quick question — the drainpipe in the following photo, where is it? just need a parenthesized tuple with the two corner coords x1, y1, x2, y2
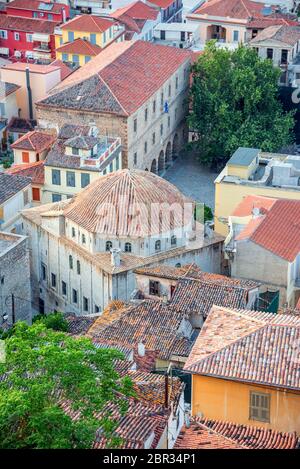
(25, 66, 33, 120)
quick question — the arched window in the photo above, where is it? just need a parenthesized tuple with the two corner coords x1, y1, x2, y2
(175, 263, 181, 268)
(71, 227, 76, 238)
(155, 240, 161, 252)
(69, 255, 73, 269)
(77, 260, 81, 275)
(82, 234, 86, 244)
(106, 241, 112, 252)
(125, 242, 132, 253)
(171, 235, 177, 246)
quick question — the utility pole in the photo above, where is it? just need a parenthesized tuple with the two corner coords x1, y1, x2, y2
(11, 293, 15, 325)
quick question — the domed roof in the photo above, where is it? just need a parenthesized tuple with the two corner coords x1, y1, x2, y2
(64, 169, 193, 237)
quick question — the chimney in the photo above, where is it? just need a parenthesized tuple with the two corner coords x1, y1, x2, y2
(110, 248, 121, 267)
(137, 342, 145, 357)
(25, 67, 33, 120)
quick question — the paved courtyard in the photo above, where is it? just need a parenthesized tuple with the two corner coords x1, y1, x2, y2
(164, 152, 217, 210)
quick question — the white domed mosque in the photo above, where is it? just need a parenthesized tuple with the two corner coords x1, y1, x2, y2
(22, 170, 223, 316)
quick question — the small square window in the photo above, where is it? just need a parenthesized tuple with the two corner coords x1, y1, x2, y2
(149, 280, 160, 296)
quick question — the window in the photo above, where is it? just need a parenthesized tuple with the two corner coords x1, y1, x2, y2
(109, 27, 112, 39)
(168, 116, 170, 128)
(26, 34, 33, 43)
(62, 53, 69, 62)
(48, 13, 53, 20)
(52, 194, 62, 202)
(116, 154, 120, 170)
(22, 151, 29, 163)
(103, 31, 106, 43)
(71, 227, 76, 238)
(23, 190, 29, 206)
(160, 92, 164, 107)
(281, 49, 288, 65)
(72, 147, 79, 155)
(90, 33, 97, 44)
(72, 55, 79, 64)
(233, 30, 239, 42)
(66, 171, 75, 187)
(51, 273, 56, 288)
(249, 392, 270, 423)
(149, 280, 160, 296)
(0, 30, 7, 39)
(109, 162, 113, 173)
(171, 235, 177, 246)
(72, 289, 78, 304)
(133, 118, 137, 133)
(68, 31, 74, 42)
(95, 305, 100, 313)
(160, 123, 163, 136)
(14, 32, 20, 41)
(83, 296, 89, 312)
(33, 12, 38, 18)
(41, 263, 46, 281)
(160, 30, 165, 40)
(32, 187, 40, 201)
(153, 100, 156, 114)
(82, 234, 86, 244)
(175, 262, 181, 268)
(106, 241, 112, 251)
(152, 132, 156, 145)
(85, 55, 91, 63)
(125, 242, 132, 253)
(145, 108, 148, 122)
(180, 31, 185, 42)
(175, 76, 178, 89)
(81, 173, 90, 188)
(267, 48, 273, 60)
(52, 169, 61, 185)
(77, 260, 81, 275)
(62, 281, 67, 296)
(168, 84, 171, 97)
(69, 255, 73, 269)
(155, 240, 161, 252)
(133, 152, 137, 165)
(144, 141, 147, 154)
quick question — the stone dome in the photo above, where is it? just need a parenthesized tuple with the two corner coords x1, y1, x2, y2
(64, 169, 193, 237)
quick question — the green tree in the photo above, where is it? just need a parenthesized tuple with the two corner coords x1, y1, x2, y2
(0, 322, 133, 448)
(33, 311, 69, 332)
(189, 42, 295, 168)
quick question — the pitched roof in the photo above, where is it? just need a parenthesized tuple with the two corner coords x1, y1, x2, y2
(10, 130, 55, 152)
(192, 0, 276, 20)
(6, 161, 45, 185)
(227, 147, 260, 166)
(111, 1, 158, 35)
(2, 62, 60, 74)
(0, 15, 59, 33)
(56, 37, 103, 56)
(237, 199, 300, 262)
(147, 0, 175, 8)
(63, 169, 192, 235)
(185, 306, 300, 391)
(0, 81, 20, 97)
(7, 117, 37, 134)
(57, 123, 90, 140)
(7, 0, 67, 14)
(50, 59, 74, 80)
(38, 40, 191, 116)
(60, 14, 114, 33)
(247, 15, 299, 29)
(250, 24, 300, 46)
(0, 173, 31, 205)
(232, 195, 277, 217)
(87, 300, 195, 361)
(175, 418, 300, 449)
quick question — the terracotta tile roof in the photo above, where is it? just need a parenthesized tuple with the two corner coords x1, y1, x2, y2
(193, 0, 276, 20)
(8, 0, 67, 14)
(147, 0, 175, 8)
(2, 63, 60, 74)
(235, 217, 264, 241)
(38, 40, 191, 116)
(247, 15, 299, 29)
(63, 169, 193, 235)
(185, 306, 300, 391)
(56, 37, 103, 56)
(50, 59, 74, 80)
(135, 263, 201, 280)
(10, 130, 55, 152)
(0, 15, 59, 34)
(0, 173, 31, 205)
(0, 81, 20, 97)
(6, 161, 44, 185)
(133, 349, 159, 372)
(175, 418, 300, 449)
(65, 313, 100, 335)
(7, 117, 37, 134)
(232, 195, 277, 217)
(87, 300, 195, 361)
(238, 199, 300, 262)
(111, 1, 158, 35)
(57, 123, 90, 140)
(251, 24, 300, 45)
(60, 14, 114, 33)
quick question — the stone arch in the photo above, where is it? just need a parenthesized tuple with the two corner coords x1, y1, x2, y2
(150, 159, 157, 174)
(172, 133, 179, 160)
(165, 141, 172, 162)
(158, 150, 165, 174)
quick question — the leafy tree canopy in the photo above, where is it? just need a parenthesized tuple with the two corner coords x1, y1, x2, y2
(0, 322, 133, 449)
(189, 42, 295, 167)
(33, 311, 69, 332)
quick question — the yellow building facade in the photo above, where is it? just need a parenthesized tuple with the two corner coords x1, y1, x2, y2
(192, 375, 300, 434)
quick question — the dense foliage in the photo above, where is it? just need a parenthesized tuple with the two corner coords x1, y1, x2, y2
(189, 42, 295, 168)
(0, 322, 133, 448)
(33, 312, 69, 332)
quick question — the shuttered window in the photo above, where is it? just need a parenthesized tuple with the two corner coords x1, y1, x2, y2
(249, 392, 270, 423)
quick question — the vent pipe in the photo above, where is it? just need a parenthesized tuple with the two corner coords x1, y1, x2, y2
(25, 67, 33, 120)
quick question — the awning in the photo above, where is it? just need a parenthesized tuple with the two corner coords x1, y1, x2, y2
(32, 33, 50, 43)
(0, 47, 9, 55)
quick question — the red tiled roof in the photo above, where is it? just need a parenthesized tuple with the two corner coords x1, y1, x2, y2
(147, 0, 175, 8)
(248, 15, 299, 29)
(112, 1, 158, 21)
(0, 15, 58, 33)
(56, 37, 102, 56)
(232, 195, 277, 217)
(8, 0, 67, 14)
(239, 199, 300, 262)
(2, 62, 60, 74)
(50, 59, 74, 80)
(193, 0, 278, 20)
(6, 161, 45, 185)
(10, 130, 55, 152)
(185, 306, 300, 391)
(60, 14, 114, 33)
(251, 24, 300, 46)
(175, 418, 300, 449)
